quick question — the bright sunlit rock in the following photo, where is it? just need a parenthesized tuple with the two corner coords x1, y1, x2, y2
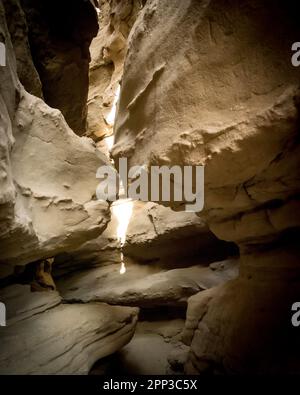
(112, 198, 133, 275)
(120, 259, 126, 275)
(104, 135, 114, 151)
(112, 198, 133, 245)
(106, 84, 121, 126)
(106, 84, 131, 275)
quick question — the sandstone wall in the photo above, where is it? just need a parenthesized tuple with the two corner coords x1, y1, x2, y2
(0, 0, 110, 273)
(112, 0, 300, 373)
(87, 0, 144, 141)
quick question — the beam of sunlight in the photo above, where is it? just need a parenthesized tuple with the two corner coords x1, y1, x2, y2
(111, 197, 133, 274)
(104, 83, 133, 275)
(106, 84, 121, 127)
(104, 135, 114, 152)
(119, 252, 126, 274)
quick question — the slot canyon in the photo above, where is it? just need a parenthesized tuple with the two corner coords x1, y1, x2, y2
(0, 0, 300, 376)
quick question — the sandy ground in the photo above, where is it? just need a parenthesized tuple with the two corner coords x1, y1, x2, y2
(90, 319, 189, 375)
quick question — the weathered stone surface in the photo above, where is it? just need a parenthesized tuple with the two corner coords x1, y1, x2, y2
(53, 199, 235, 277)
(112, 0, 300, 224)
(124, 201, 235, 262)
(0, 2, 111, 269)
(0, 285, 138, 374)
(20, 0, 99, 135)
(90, 319, 186, 375)
(0, 89, 110, 267)
(112, 0, 300, 374)
(2, 0, 300, 376)
(57, 259, 238, 307)
(183, 244, 300, 374)
(1, 284, 61, 324)
(53, 206, 120, 277)
(87, 0, 143, 141)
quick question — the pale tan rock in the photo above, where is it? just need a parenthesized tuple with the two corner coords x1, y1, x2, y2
(53, 204, 120, 276)
(90, 319, 186, 375)
(112, 0, 300, 223)
(124, 201, 235, 262)
(57, 258, 238, 307)
(112, 0, 300, 374)
(53, 198, 234, 275)
(0, 90, 111, 267)
(183, 246, 300, 374)
(1, 284, 61, 324)
(0, 285, 138, 374)
(0, 3, 111, 269)
(87, 0, 143, 141)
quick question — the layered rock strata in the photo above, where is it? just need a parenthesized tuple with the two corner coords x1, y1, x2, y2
(112, 0, 300, 374)
(0, 285, 138, 374)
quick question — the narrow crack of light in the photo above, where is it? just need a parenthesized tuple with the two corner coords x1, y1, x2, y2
(105, 84, 132, 274)
(106, 84, 121, 126)
(104, 135, 114, 151)
(111, 196, 133, 275)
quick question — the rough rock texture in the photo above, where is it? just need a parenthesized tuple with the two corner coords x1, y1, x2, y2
(0, 2, 111, 270)
(87, 0, 143, 141)
(112, 0, 300, 374)
(0, 0, 140, 376)
(20, 0, 99, 135)
(53, 199, 235, 277)
(90, 319, 187, 375)
(124, 201, 235, 262)
(2, 284, 61, 324)
(0, 285, 138, 374)
(57, 259, 238, 307)
(53, 204, 121, 276)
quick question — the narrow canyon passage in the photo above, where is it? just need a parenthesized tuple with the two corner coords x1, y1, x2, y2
(85, 81, 238, 374)
(0, 0, 300, 377)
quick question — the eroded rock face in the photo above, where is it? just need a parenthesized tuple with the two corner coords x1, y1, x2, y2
(19, 0, 98, 135)
(53, 200, 235, 276)
(0, 1, 110, 269)
(87, 0, 143, 141)
(52, 197, 237, 309)
(91, 319, 187, 375)
(53, 204, 121, 276)
(124, 201, 234, 262)
(0, 1, 140, 376)
(112, 0, 300, 373)
(182, 244, 300, 374)
(0, 285, 138, 374)
(56, 258, 238, 308)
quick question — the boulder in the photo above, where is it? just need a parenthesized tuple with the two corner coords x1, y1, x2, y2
(53, 200, 236, 276)
(57, 259, 238, 307)
(0, 1, 111, 270)
(124, 201, 236, 262)
(0, 285, 138, 374)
